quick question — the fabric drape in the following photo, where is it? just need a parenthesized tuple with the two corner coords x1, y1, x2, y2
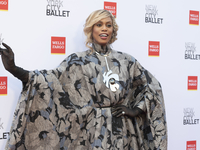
(6, 45, 167, 150)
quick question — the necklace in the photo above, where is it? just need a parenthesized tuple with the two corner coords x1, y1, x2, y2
(93, 43, 120, 92)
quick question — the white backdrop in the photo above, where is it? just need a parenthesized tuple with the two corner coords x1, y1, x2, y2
(0, 0, 200, 149)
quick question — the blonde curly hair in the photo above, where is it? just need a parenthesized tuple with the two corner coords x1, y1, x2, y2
(83, 9, 118, 51)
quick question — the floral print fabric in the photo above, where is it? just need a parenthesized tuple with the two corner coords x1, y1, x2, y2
(6, 45, 167, 150)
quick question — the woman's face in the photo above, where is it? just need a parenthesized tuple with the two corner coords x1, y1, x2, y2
(92, 17, 113, 46)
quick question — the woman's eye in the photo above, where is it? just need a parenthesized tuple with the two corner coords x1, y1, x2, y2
(107, 24, 112, 27)
(96, 24, 102, 27)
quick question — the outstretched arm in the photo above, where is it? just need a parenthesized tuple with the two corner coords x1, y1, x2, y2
(0, 43, 29, 83)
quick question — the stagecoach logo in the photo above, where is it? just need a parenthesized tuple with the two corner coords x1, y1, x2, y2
(0, 77, 7, 95)
(185, 42, 200, 60)
(145, 5, 163, 24)
(46, 0, 70, 17)
(183, 108, 199, 125)
(0, 0, 8, 11)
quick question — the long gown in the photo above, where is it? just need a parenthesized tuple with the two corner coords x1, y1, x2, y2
(5, 43, 167, 150)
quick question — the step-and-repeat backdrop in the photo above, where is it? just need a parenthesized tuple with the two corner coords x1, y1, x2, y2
(0, 0, 199, 149)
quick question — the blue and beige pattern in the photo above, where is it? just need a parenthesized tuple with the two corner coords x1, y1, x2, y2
(6, 43, 167, 150)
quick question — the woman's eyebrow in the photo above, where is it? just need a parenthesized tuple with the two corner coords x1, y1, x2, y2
(96, 21, 112, 24)
(96, 21, 102, 23)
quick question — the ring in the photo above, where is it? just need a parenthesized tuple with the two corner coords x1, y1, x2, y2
(122, 111, 125, 115)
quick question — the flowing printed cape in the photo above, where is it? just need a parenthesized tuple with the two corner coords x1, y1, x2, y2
(6, 49, 167, 150)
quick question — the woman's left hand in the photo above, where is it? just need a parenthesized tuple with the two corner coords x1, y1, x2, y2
(111, 105, 143, 118)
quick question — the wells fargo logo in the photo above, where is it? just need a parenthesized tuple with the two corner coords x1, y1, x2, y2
(189, 10, 199, 25)
(186, 141, 196, 150)
(104, 1, 117, 18)
(0, 77, 7, 95)
(148, 41, 160, 57)
(51, 37, 66, 54)
(188, 76, 198, 91)
(0, 0, 8, 11)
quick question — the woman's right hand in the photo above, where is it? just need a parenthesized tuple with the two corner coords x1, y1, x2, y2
(0, 43, 16, 74)
(0, 43, 29, 83)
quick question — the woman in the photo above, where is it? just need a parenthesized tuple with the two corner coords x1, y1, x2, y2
(0, 9, 167, 150)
